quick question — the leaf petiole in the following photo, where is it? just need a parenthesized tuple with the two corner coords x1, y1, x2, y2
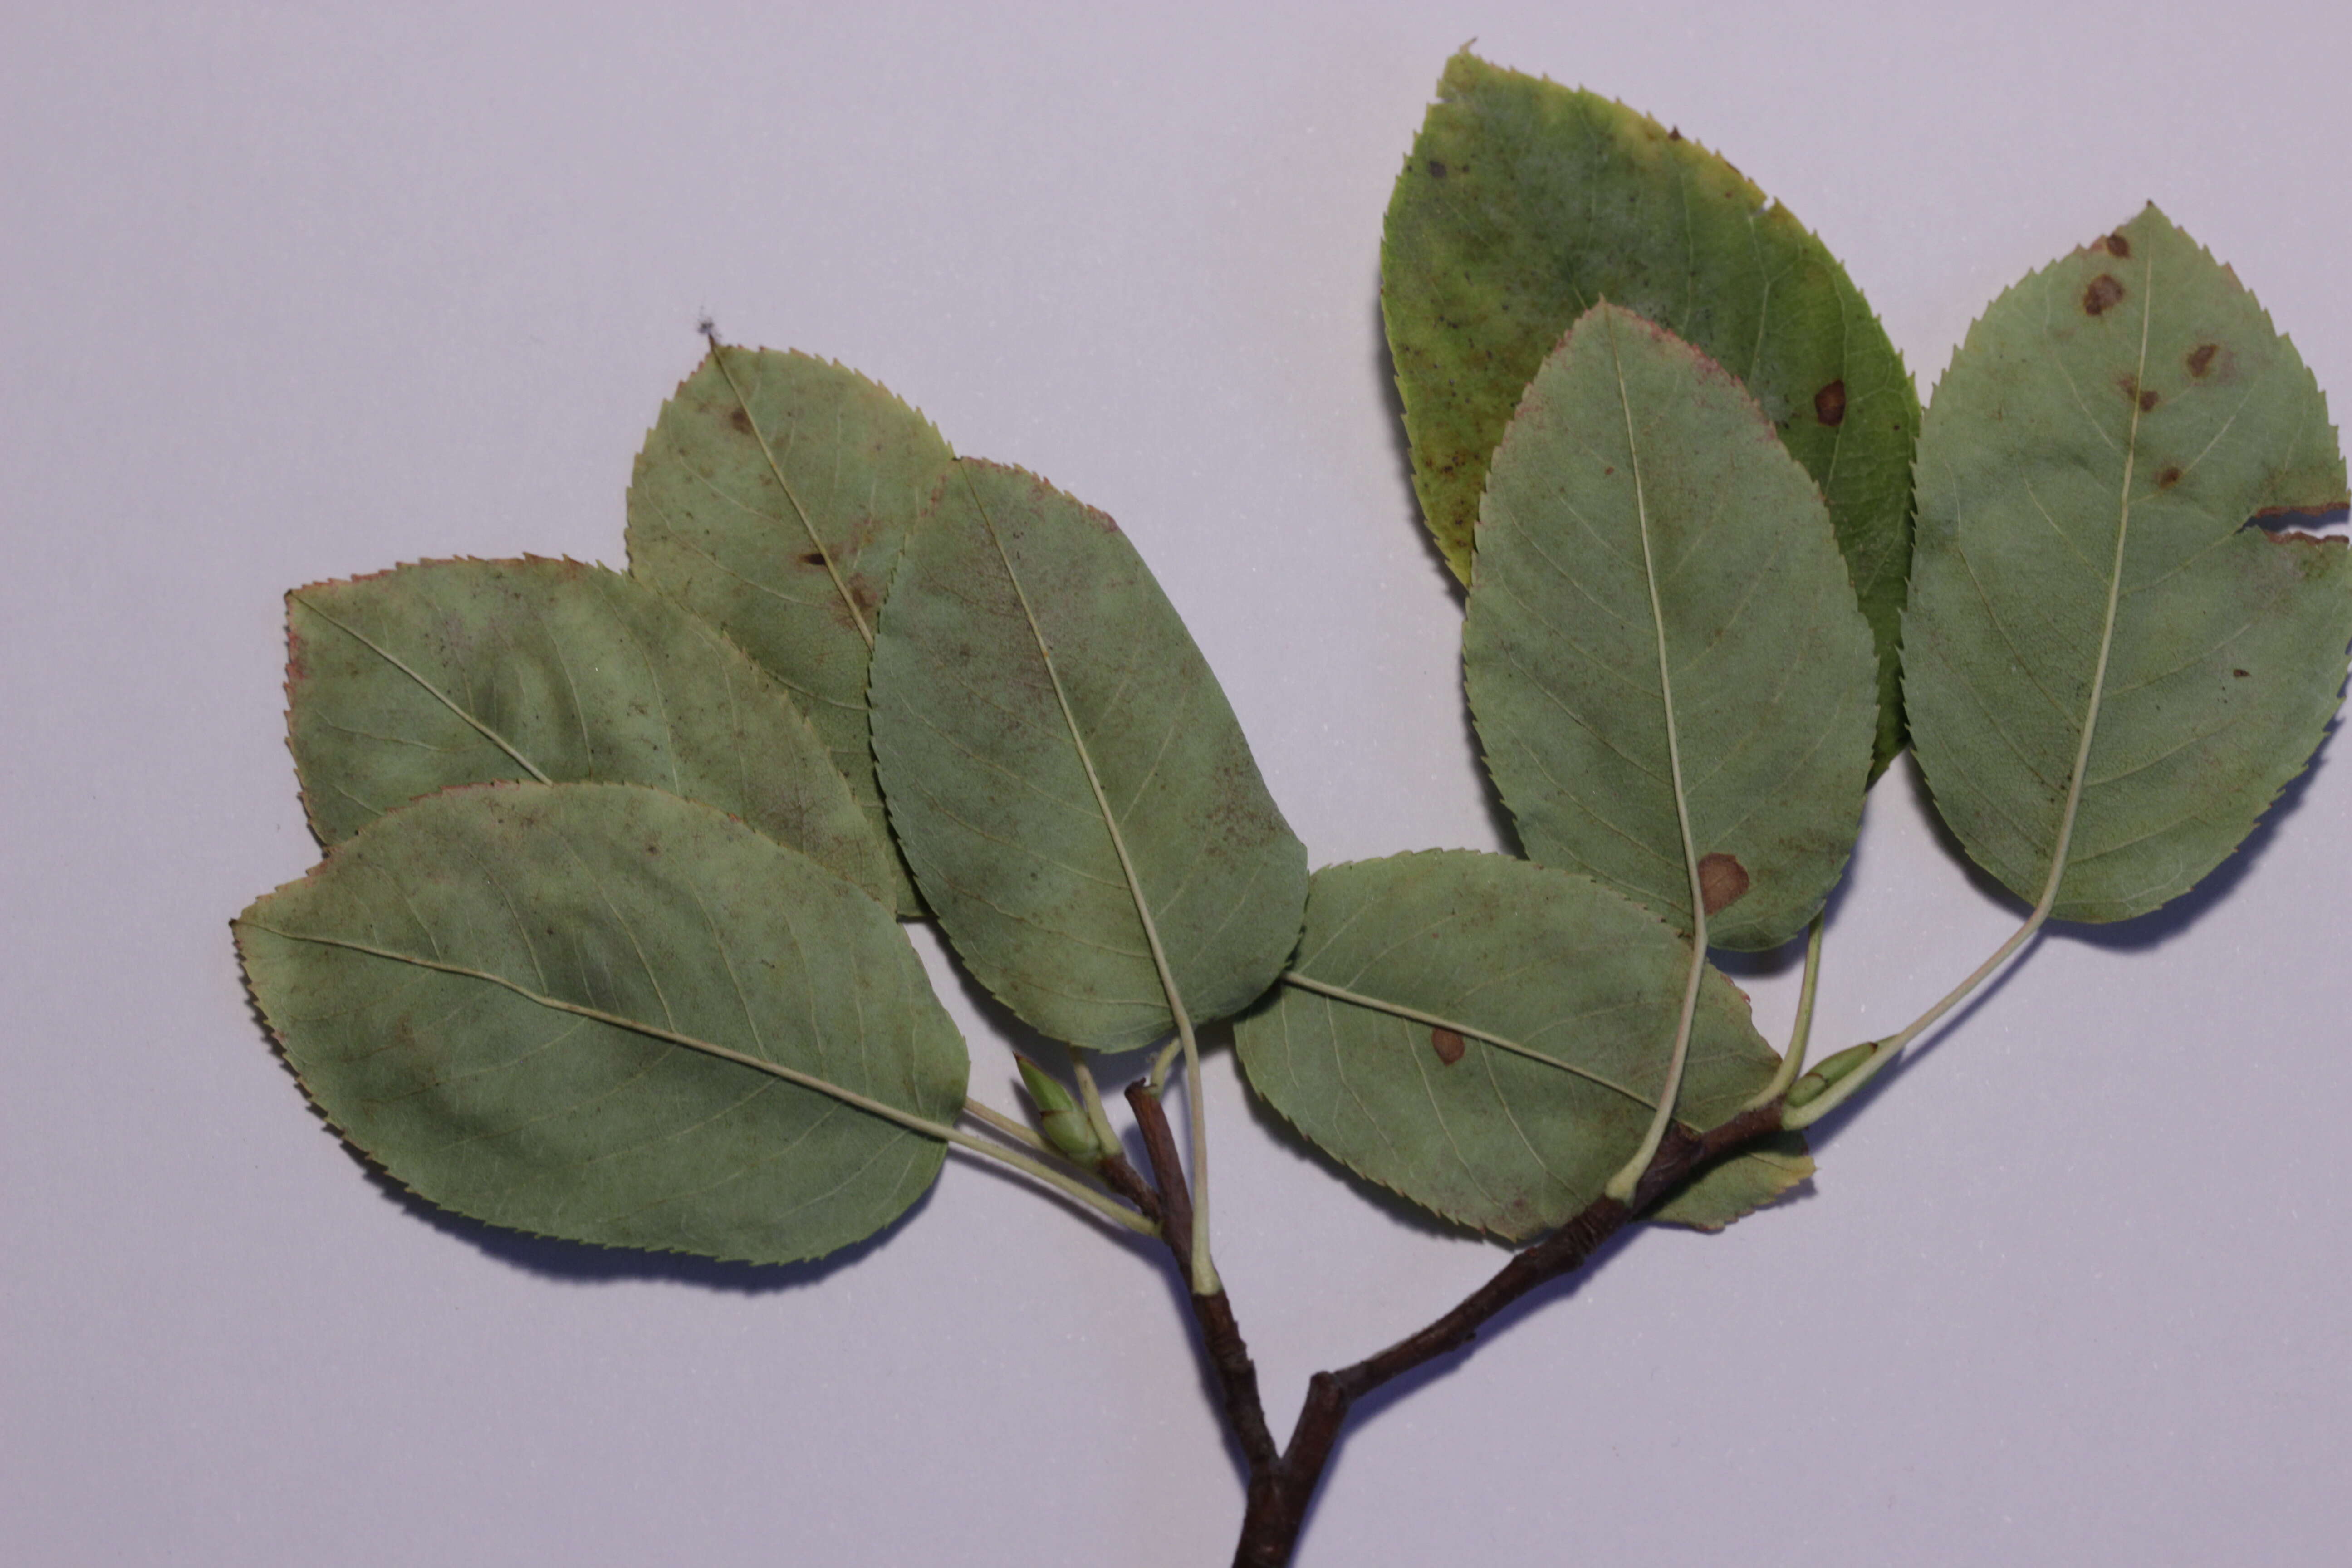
(1744, 914, 1824, 1110)
(1068, 1054, 1124, 1166)
(1788, 250, 2157, 1134)
(961, 1095, 1054, 1156)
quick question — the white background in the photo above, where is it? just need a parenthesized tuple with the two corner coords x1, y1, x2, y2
(7, 3, 2351, 1564)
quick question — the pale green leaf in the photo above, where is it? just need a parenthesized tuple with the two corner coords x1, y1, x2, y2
(286, 557, 893, 905)
(869, 460, 1308, 1051)
(1906, 206, 2352, 921)
(234, 783, 967, 1264)
(627, 346, 958, 915)
(1650, 1133, 1813, 1232)
(1231, 851, 1786, 1243)
(1464, 303, 1877, 950)
(1384, 49, 1919, 767)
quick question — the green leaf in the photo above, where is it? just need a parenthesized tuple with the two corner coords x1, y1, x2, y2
(1384, 49, 1918, 767)
(627, 346, 959, 915)
(1230, 851, 1786, 1243)
(286, 557, 894, 906)
(869, 460, 1308, 1051)
(234, 782, 968, 1264)
(1650, 1133, 1813, 1232)
(1906, 206, 2352, 922)
(1464, 303, 1877, 950)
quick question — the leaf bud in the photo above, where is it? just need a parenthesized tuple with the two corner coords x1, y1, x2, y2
(1017, 1055, 1110, 1168)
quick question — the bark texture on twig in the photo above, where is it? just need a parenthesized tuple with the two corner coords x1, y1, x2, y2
(1126, 1081, 1278, 1474)
(1226, 1101, 1788, 1567)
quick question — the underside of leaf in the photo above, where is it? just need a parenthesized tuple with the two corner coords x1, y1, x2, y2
(869, 460, 1308, 1051)
(285, 556, 893, 905)
(1465, 304, 1877, 950)
(1383, 49, 1918, 767)
(627, 346, 958, 916)
(1906, 206, 2352, 922)
(235, 782, 967, 1265)
(1232, 851, 1785, 1243)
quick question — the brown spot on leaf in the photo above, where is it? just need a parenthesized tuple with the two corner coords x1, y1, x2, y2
(1697, 853, 1750, 916)
(2101, 232, 2131, 258)
(1431, 1028, 1466, 1066)
(2233, 668, 2250, 678)
(2187, 343, 2218, 378)
(2139, 389, 2160, 412)
(1668, 127, 1684, 142)
(799, 549, 827, 567)
(729, 407, 754, 434)
(1426, 159, 1448, 178)
(2083, 274, 2125, 316)
(2158, 466, 2182, 489)
(1814, 380, 1847, 427)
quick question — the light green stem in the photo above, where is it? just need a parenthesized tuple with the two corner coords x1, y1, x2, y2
(1147, 1036, 1183, 1093)
(1604, 308, 1707, 1205)
(1068, 1054, 1124, 1164)
(960, 466, 1220, 1291)
(962, 1095, 1054, 1156)
(1744, 915, 1824, 1110)
(1787, 248, 2156, 1134)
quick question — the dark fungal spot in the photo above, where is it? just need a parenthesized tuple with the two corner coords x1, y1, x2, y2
(2139, 389, 2160, 412)
(2084, 274, 2126, 316)
(1668, 127, 1684, 142)
(730, 407, 754, 434)
(2102, 232, 2132, 258)
(1431, 1028, 1466, 1066)
(2159, 466, 2183, 489)
(799, 549, 826, 567)
(1426, 159, 1447, 178)
(2188, 343, 2219, 378)
(1697, 853, 1750, 916)
(1814, 380, 1847, 427)
(2234, 668, 2250, 678)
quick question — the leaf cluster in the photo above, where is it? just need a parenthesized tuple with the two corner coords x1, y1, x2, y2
(231, 45, 2352, 1560)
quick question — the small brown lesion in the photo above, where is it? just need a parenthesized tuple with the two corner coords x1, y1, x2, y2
(2099, 232, 2132, 258)
(1814, 380, 1847, 427)
(1430, 1028, 1466, 1066)
(1697, 853, 1749, 916)
(2083, 274, 2126, 316)
(2158, 466, 2183, 489)
(729, 407, 755, 435)
(2139, 388, 2160, 412)
(2187, 343, 2219, 378)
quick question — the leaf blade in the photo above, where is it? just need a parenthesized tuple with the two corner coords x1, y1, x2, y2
(869, 461, 1308, 1050)
(627, 347, 959, 915)
(286, 557, 895, 905)
(1905, 207, 2352, 921)
(1232, 851, 1785, 1242)
(1383, 49, 1919, 765)
(235, 782, 968, 1264)
(1464, 304, 1877, 949)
